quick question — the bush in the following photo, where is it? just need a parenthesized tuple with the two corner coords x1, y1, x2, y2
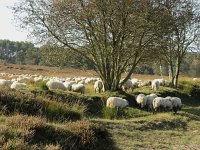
(0, 88, 85, 122)
(179, 81, 200, 98)
(0, 115, 116, 150)
(102, 106, 128, 119)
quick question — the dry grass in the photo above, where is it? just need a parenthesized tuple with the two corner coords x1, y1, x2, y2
(0, 63, 196, 81)
(0, 63, 96, 77)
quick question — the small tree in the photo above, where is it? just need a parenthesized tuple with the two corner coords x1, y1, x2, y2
(155, 0, 200, 87)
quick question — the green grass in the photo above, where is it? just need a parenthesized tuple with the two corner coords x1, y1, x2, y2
(92, 108, 200, 149)
(1, 80, 200, 149)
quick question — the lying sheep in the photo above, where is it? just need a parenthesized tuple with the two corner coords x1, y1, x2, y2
(46, 80, 66, 90)
(71, 83, 85, 94)
(151, 80, 160, 91)
(145, 93, 158, 111)
(94, 80, 103, 93)
(10, 81, 27, 90)
(106, 97, 129, 108)
(136, 94, 146, 108)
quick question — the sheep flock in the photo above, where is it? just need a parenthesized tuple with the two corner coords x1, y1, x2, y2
(0, 72, 183, 114)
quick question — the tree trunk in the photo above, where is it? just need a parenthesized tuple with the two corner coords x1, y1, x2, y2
(168, 62, 175, 87)
(174, 58, 181, 88)
(160, 60, 163, 79)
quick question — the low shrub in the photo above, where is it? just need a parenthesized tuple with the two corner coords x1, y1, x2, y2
(0, 115, 116, 150)
(179, 81, 200, 98)
(0, 88, 85, 122)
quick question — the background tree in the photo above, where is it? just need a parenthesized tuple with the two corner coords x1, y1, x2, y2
(155, 0, 200, 87)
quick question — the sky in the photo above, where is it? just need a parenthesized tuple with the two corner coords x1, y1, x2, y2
(0, 0, 29, 42)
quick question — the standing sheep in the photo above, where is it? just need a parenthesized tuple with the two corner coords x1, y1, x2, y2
(151, 80, 160, 91)
(169, 97, 182, 113)
(153, 97, 173, 112)
(94, 80, 103, 93)
(145, 93, 158, 111)
(106, 97, 129, 108)
(136, 94, 146, 108)
(71, 83, 85, 94)
(121, 79, 134, 91)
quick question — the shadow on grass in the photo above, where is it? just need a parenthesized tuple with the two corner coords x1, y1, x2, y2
(28, 124, 120, 150)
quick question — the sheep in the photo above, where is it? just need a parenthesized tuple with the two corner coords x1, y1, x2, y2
(144, 93, 158, 111)
(169, 97, 182, 113)
(94, 80, 103, 93)
(106, 97, 129, 108)
(136, 94, 146, 108)
(0, 79, 13, 88)
(63, 81, 72, 90)
(153, 97, 172, 112)
(121, 79, 134, 91)
(46, 80, 66, 90)
(10, 81, 27, 90)
(151, 79, 160, 91)
(71, 83, 85, 94)
(152, 97, 164, 112)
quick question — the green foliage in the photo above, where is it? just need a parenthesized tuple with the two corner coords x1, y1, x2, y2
(35, 81, 48, 90)
(179, 81, 200, 98)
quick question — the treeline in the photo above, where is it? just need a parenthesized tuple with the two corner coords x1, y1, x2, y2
(0, 39, 199, 77)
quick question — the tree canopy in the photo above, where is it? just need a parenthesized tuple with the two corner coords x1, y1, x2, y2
(13, 0, 200, 90)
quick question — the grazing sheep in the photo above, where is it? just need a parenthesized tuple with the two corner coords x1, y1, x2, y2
(71, 84, 85, 94)
(151, 79, 160, 91)
(136, 94, 146, 108)
(10, 81, 27, 90)
(0, 79, 13, 88)
(46, 80, 66, 90)
(169, 97, 182, 113)
(121, 79, 134, 91)
(145, 93, 158, 111)
(106, 97, 129, 108)
(63, 81, 73, 90)
(153, 97, 173, 112)
(153, 97, 164, 112)
(94, 80, 103, 93)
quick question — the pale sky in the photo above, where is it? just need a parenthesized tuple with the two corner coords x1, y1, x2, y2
(0, 0, 29, 42)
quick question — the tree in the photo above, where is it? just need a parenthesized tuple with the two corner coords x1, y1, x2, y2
(13, 0, 160, 91)
(155, 0, 200, 87)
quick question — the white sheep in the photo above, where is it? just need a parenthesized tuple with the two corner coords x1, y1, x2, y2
(71, 83, 85, 94)
(121, 79, 134, 91)
(94, 80, 103, 93)
(0, 79, 13, 88)
(169, 97, 182, 113)
(136, 94, 146, 108)
(153, 97, 172, 112)
(145, 93, 158, 111)
(151, 79, 160, 91)
(46, 80, 66, 90)
(10, 81, 27, 90)
(106, 97, 129, 108)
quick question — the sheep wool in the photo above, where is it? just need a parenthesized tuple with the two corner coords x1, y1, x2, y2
(106, 97, 129, 108)
(94, 80, 103, 93)
(136, 94, 146, 108)
(10, 81, 27, 90)
(46, 80, 66, 90)
(71, 84, 85, 94)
